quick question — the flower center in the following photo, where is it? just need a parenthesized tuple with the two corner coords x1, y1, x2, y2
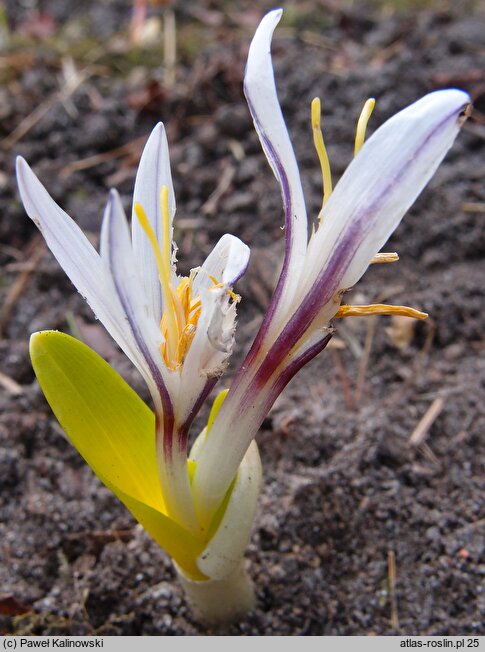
(134, 187, 202, 371)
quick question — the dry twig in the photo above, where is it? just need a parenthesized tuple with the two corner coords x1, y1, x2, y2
(462, 202, 485, 213)
(201, 162, 236, 215)
(330, 348, 354, 410)
(1, 59, 91, 150)
(355, 316, 377, 404)
(388, 549, 399, 630)
(0, 371, 23, 395)
(60, 136, 147, 178)
(408, 397, 445, 448)
(0, 237, 45, 337)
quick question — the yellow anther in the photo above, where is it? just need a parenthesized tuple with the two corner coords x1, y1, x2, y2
(335, 304, 428, 320)
(176, 278, 192, 323)
(354, 98, 375, 156)
(190, 297, 201, 313)
(135, 191, 240, 372)
(188, 306, 201, 327)
(176, 323, 197, 365)
(371, 252, 399, 264)
(170, 285, 186, 332)
(311, 97, 332, 210)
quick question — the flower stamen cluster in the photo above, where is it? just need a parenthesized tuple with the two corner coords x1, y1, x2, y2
(134, 186, 239, 371)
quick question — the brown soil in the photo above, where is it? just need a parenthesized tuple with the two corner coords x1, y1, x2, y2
(0, 0, 484, 636)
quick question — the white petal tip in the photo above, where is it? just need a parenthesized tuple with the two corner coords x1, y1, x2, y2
(266, 7, 283, 21)
(16, 155, 26, 170)
(151, 121, 166, 136)
(147, 120, 168, 146)
(407, 89, 471, 125)
(254, 8, 282, 38)
(220, 235, 250, 286)
(246, 9, 283, 76)
(15, 156, 32, 187)
(108, 187, 120, 202)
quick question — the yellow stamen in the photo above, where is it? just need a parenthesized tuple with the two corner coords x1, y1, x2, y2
(176, 323, 197, 365)
(311, 97, 332, 210)
(134, 189, 179, 364)
(134, 195, 239, 372)
(208, 274, 239, 302)
(335, 304, 428, 320)
(178, 278, 192, 321)
(354, 98, 375, 156)
(160, 281, 202, 371)
(159, 186, 174, 299)
(190, 297, 202, 313)
(371, 252, 399, 264)
(188, 306, 201, 326)
(169, 285, 186, 332)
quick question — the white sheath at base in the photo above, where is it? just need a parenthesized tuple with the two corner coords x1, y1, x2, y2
(175, 561, 256, 624)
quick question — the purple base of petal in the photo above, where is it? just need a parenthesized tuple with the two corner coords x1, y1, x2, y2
(178, 377, 219, 452)
(260, 332, 332, 416)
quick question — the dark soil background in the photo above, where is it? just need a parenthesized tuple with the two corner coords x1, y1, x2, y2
(0, 0, 484, 636)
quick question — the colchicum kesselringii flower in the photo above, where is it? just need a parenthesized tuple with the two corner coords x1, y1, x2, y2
(17, 8, 470, 623)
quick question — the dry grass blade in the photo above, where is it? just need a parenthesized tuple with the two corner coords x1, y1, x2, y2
(1, 60, 91, 150)
(462, 202, 485, 213)
(60, 136, 147, 178)
(408, 397, 445, 447)
(388, 549, 399, 630)
(201, 162, 235, 215)
(163, 7, 177, 88)
(331, 348, 354, 410)
(355, 315, 377, 404)
(0, 237, 44, 337)
(0, 371, 23, 395)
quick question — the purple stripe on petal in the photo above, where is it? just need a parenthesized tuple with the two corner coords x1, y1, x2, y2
(106, 193, 175, 444)
(259, 332, 332, 418)
(178, 377, 219, 452)
(237, 96, 467, 409)
(239, 221, 360, 409)
(226, 257, 250, 286)
(231, 96, 294, 380)
(111, 258, 175, 459)
(111, 277, 174, 455)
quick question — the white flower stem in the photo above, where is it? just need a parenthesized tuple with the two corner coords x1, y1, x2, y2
(175, 561, 256, 624)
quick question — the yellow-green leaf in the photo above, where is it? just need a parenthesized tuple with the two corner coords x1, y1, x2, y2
(100, 474, 206, 579)
(30, 330, 206, 579)
(30, 330, 160, 508)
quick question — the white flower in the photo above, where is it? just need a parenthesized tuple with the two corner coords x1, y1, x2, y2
(16, 123, 250, 533)
(192, 9, 471, 526)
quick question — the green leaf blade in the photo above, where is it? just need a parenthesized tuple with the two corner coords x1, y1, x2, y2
(30, 331, 206, 579)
